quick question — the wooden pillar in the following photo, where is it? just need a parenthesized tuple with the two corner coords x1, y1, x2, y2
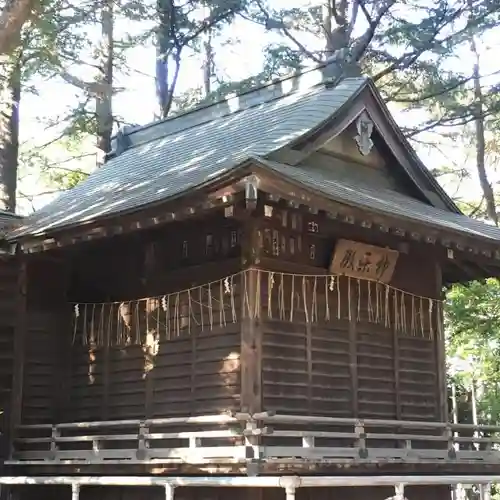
(240, 218, 262, 415)
(143, 242, 156, 419)
(393, 325, 401, 420)
(9, 248, 27, 453)
(53, 259, 72, 424)
(348, 277, 358, 418)
(435, 262, 448, 422)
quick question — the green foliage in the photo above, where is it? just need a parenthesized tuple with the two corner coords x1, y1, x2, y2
(446, 279, 500, 423)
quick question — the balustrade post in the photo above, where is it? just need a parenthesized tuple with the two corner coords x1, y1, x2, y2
(71, 484, 80, 500)
(164, 484, 175, 500)
(50, 426, 59, 461)
(280, 477, 300, 500)
(385, 483, 406, 500)
(480, 483, 491, 500)
(137, 421, 149, 461)
(355, 420, 367, 458)
(395, 483, 405, 500)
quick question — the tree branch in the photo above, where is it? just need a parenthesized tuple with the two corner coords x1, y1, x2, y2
(254, 0, 323, 63)
(351, 0, 395, 63)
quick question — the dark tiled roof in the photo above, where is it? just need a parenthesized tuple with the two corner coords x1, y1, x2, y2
(0, 210, 22, 235)
(258, 158, 500, 243)
(10, 73, 366, 239)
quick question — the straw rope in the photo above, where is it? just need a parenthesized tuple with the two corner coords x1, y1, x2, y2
(72, 269, 443, 348)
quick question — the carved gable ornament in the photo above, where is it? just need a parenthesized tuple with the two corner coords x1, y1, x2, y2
(354, 110, 374, 156)
(330, 239, 399, 283)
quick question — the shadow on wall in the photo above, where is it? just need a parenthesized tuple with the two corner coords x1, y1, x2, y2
(70, 275, 243, 421)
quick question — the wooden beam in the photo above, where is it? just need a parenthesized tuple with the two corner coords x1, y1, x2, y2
(435, 262, 448, 422)
(144, 242, 156, 419)
(9, 248, 27, 454)
(393, 329, 401, 420)
(348, 277, 358, 418)
(254, 176, 500, 270)
(240, 218, 262, 414)
(17, 183, 249, 254)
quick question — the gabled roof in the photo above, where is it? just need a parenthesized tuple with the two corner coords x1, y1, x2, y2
(0, 210, 22, 234)
(7, 63, 500, 245)
(254, 158, 500, 244)
(10, 68, 367, 240)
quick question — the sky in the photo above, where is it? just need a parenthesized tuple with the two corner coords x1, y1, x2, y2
(16, 0, 500, 215)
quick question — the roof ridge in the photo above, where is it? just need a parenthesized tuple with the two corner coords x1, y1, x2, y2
(108, 63, 355, 159)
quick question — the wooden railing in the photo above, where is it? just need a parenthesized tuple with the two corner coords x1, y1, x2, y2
(8, 412, 500, 467)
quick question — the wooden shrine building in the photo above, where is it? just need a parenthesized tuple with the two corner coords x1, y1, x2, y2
(3, 65, 500, 499)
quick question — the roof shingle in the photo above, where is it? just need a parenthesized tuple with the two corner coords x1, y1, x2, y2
(10, 75, 366, 239)
(259, 158, 500, 244)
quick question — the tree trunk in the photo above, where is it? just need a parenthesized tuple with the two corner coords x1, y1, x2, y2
(0, 55, 20, 212)
(202, 30, 213, 97)
(95, 0, 114, 166)
(0, 0, 36, 56)
(470, 39, 497, 225)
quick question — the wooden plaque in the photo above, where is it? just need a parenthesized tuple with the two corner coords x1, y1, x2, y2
(329, 239, 399, 283)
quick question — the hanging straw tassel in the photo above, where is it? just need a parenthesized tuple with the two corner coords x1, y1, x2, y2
(107, 303, 113, 347)
(188, 289, 193, 333)
(325, 276, 331, 321)
(356, 279, 361, 322)
(375, 283, 380, 324)
(437, 300, 444, 339)
(161, 295, 170, 340)
(384, 285, 390, 329)
(400, 291, 406, 334)
(90, 304, 96, 347)
(267, 272, 274, 319)
(175, 292, 181, 336)
(230, 275, 237, 323)
(72, 304, 79, 346)
(116, 303, 123, 346)
(156, 299, 161, 343)
(255, 270, 261, 320)
(131, 302, 138, 345)
(81, 303, 88, 346)
(207, 284, 213, 330)
(302, 276, 309, 323)
(145, 300, 150, 343)
(428, 298, 434, 339)
(419, 297, 425, 337)
(411, 296, 416, 336)
(367, 281, 374, 323)
(279, 273, 285, 320)
(219, 280, 225, 327)
(347, 277, 352, 322)
(393, 289, 399, 333)
(311, 276, 318, 323)
(198, 287, 204, 331)
(289, 274, 295, 322)
(337, 275, 341, 319)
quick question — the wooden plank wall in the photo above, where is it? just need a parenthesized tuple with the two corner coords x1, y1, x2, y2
(21, 258, 69, 425)
(61, 216, 243, 422)
(258, 207, 441, 421)
(21, 313, 59, 425)
(0, 257, 18, 453)
(260, 272, 439, 420)
(66, 321, 241, 422)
